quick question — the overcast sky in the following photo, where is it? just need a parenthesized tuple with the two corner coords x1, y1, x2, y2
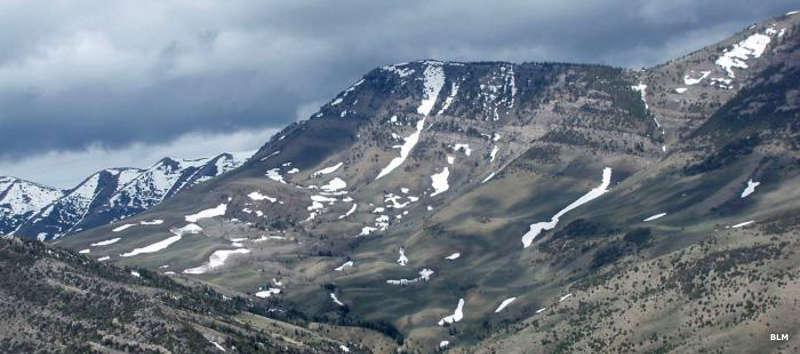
(0, 1, 796, 188)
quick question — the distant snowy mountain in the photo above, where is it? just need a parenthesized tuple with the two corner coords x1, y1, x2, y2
(0, 176, 64, 236)
(3, 152, 251, 240)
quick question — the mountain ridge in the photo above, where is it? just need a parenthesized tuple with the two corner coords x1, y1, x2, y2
(2, 151, 253, 240)
(32, 11, 800, 353)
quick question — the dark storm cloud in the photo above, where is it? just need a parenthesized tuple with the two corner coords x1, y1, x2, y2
(0, 0, 797, 160)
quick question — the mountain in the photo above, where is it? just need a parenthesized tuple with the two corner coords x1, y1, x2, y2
(3, 152, 251, 240)
(0, 176, 64, 236)
(49, 11, 800, 353)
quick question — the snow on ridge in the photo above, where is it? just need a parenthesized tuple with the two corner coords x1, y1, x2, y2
(0, 178, 63, 219)
(494, 297, 517, 313)
(490, 145, 499, 162)
(643, 212, 667, 222)
(740, 179, 760, 198)
(375, 63, 445, 180)
(559, 293, 573, 302)
(185, 203, 227, 222)
(91, 237, 121, 246)
(715, 30, 773, 78)
(430, 167, 450, 197)
(183, 248, 251, 274)
(438, 298, 465, 326)
(481, 172, 496, 184)
(787, 10, 799, 16)
(416, 63, 446, 116)
(140, 219, 164, 225)
(521, 168, 612, 248)
(382, 63, 415, 78)
(313, 162, 343, 176)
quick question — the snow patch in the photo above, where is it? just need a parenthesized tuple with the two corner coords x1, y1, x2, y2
(715, 32, 772, 78)
(184, 248, 251, 274)
(643, 212, 667, 222)
(397, 248, 408, 266)
(330, 293, 345, 306)
(675, 87, 687, 94)
(248, 191, 277, 203)
(494, 297, 517, 313)
(444, 252, 460, 260)
(185, 204, 227, 222)
(731, 220, 755, 228)
(112, 224, 136, 232)
(120, 223, 201, 257)
(521, 168, 612, 248)
(339, 203, 357, 219)
(683, 70, 711, 85)
(265, 168, 286, 183)
(430, 167, 450, 197)
(91, 237, 121, 246)
(321, 177, 347, 192)
(335, 261, 354, 271)
(452, 144, 471, 156)
(313, 162, 343, 176)
(631, 83, 648, 110)
(255, 288, 281, 298)
(740, 179, 760, 198)
(438, 298, 465, 326)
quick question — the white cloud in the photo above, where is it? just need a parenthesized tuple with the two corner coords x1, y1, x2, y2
(0, 128, 277, 188)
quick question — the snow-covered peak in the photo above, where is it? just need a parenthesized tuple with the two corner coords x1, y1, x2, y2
(0, 178, 63, 218)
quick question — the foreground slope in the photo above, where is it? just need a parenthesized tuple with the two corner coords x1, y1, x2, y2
(0, 237, 398, 353)
(57, 12, 800, 352)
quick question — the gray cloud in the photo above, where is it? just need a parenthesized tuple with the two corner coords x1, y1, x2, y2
(0, 0, 797, 165)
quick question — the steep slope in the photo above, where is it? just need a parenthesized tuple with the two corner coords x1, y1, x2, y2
(57, 11, 800, 353)
(8, 152, 251, 240)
